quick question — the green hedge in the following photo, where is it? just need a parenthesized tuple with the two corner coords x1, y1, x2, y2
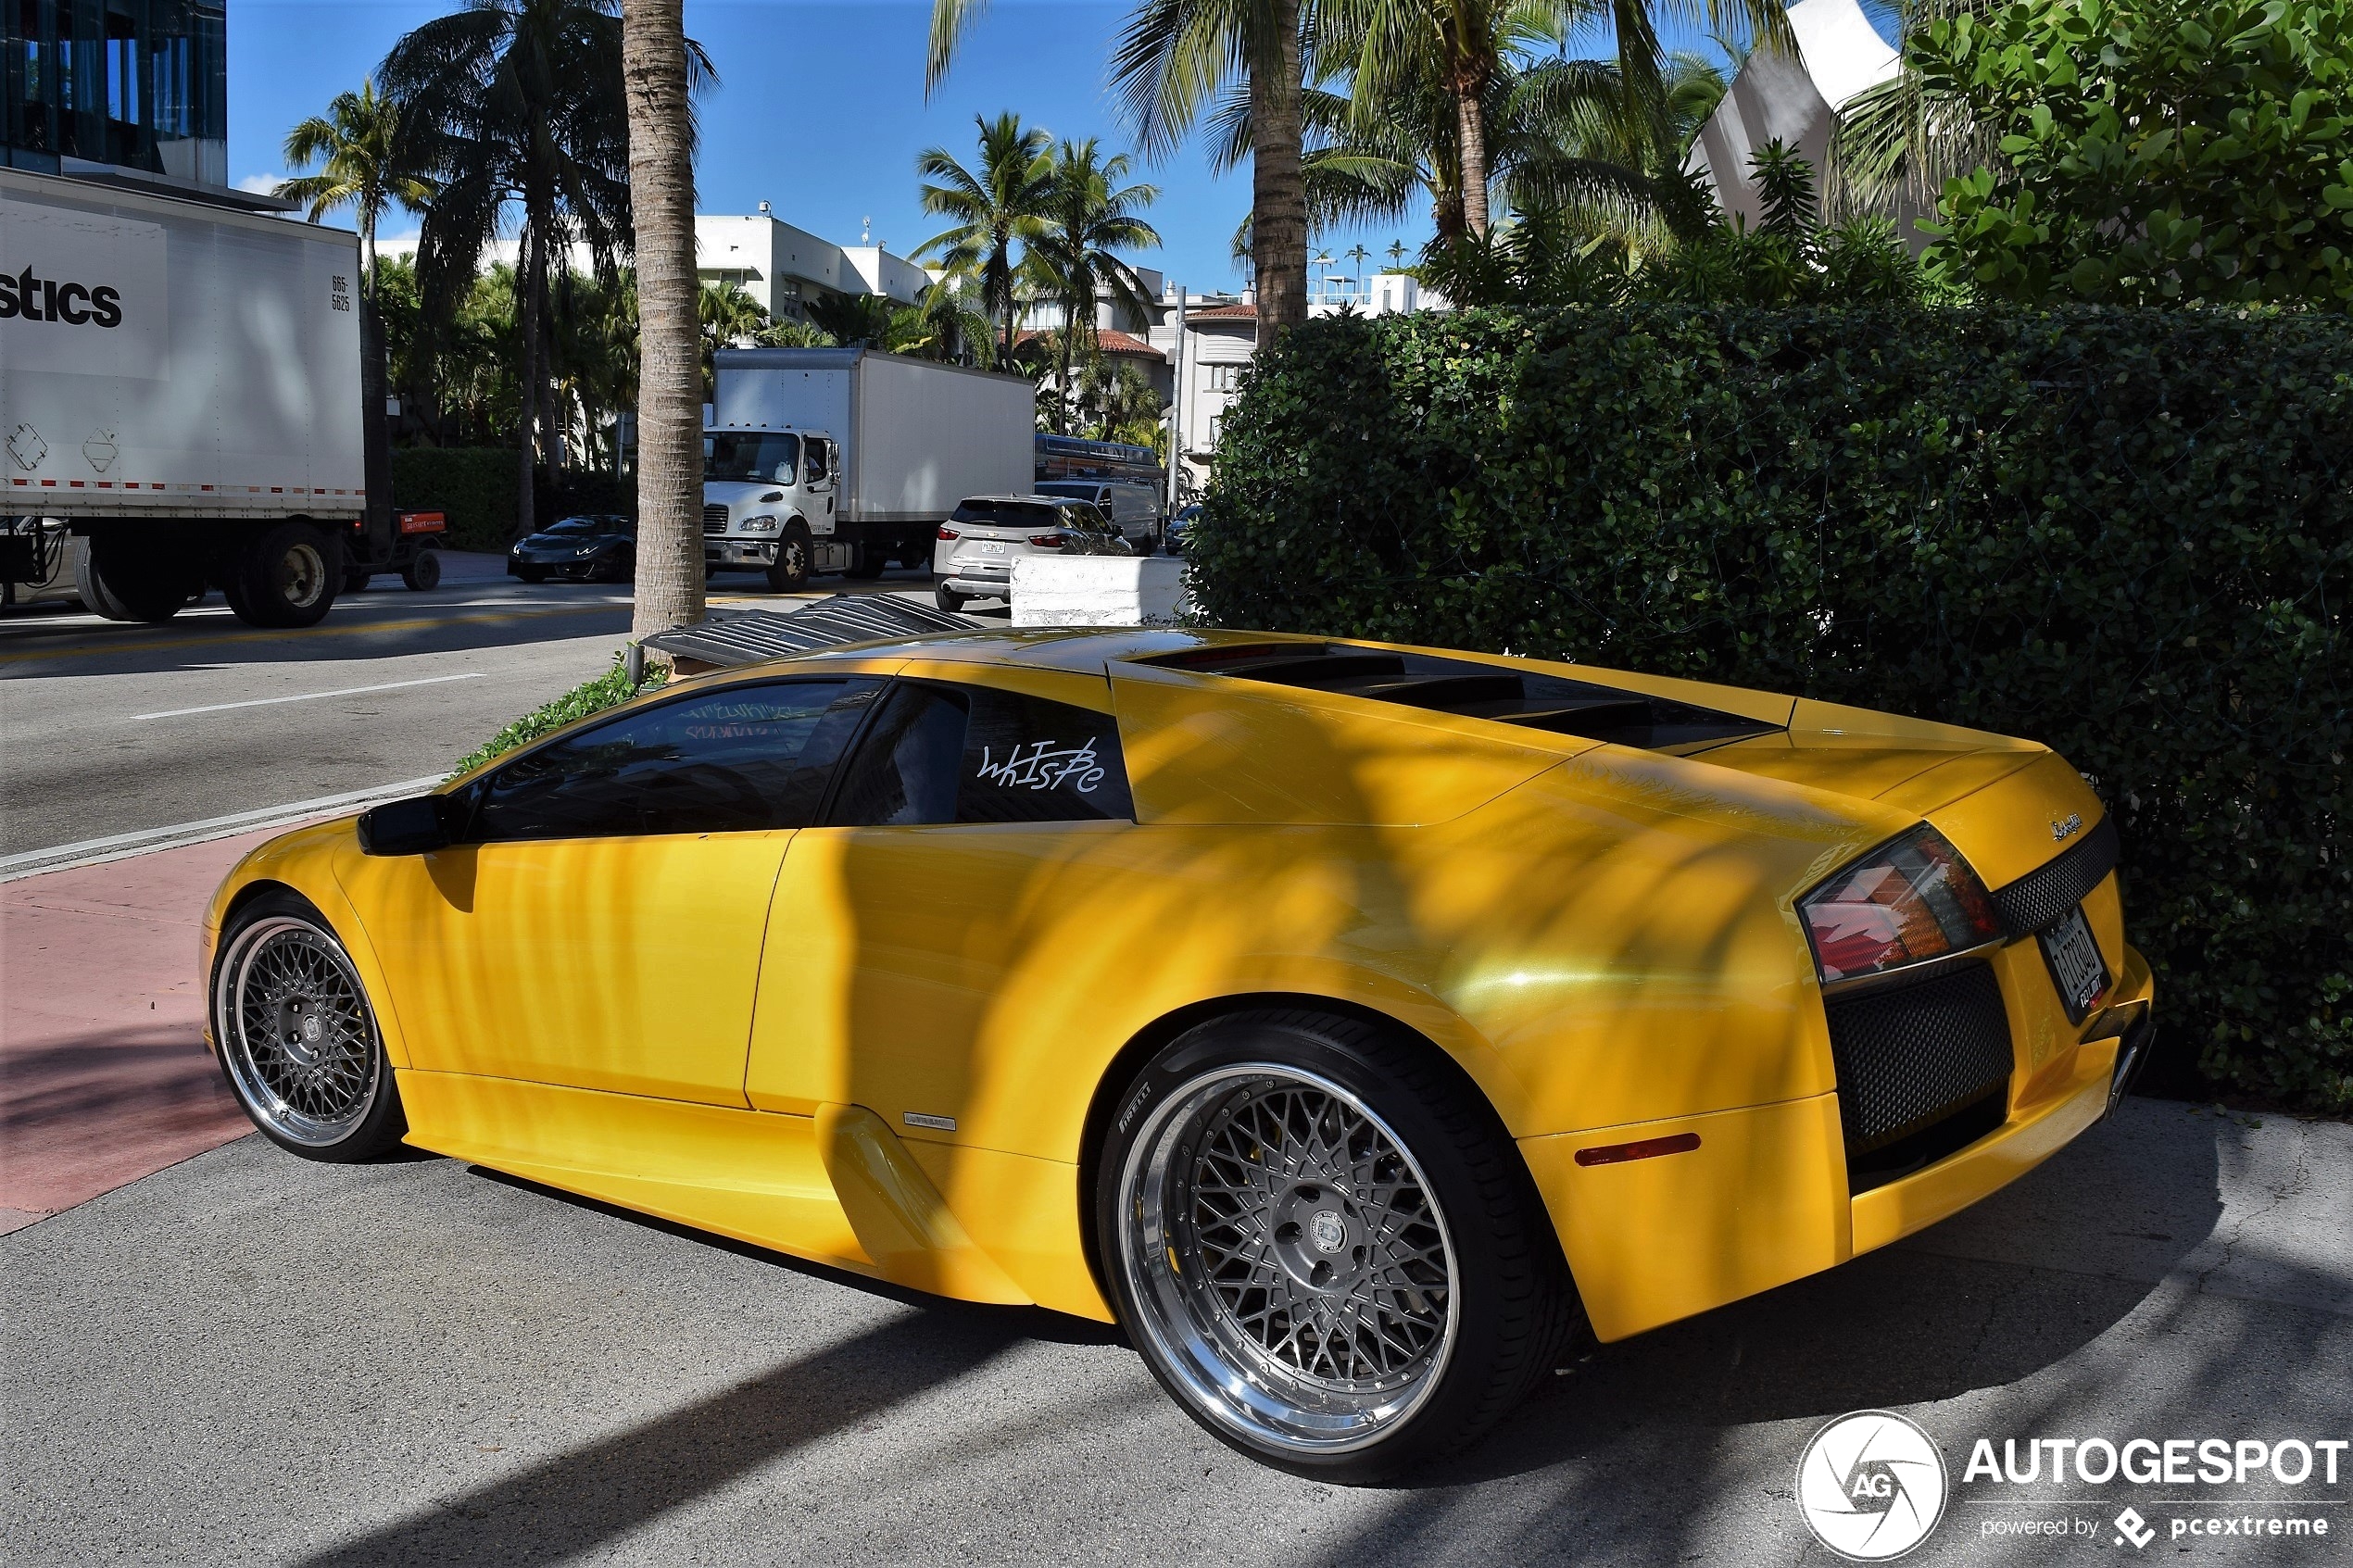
(390, 447, 519, 552)
(389, 451, 637, 552)
(1195, 306, 2352, 1112)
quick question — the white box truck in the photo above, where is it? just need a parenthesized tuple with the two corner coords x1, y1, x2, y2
(1, 166, 376, 626)
(703, 346, 1033, 590)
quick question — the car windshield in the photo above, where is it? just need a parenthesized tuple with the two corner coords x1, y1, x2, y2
(545, 518, 599, 535)
(955, 501, 1062, 530)
(707, 432, 799, 484)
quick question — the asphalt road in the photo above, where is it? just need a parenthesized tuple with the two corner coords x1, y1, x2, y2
(2, 1099, 2346, 1566)
(0, 553, 957, 861)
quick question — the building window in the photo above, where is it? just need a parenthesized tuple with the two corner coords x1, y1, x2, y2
(1204, 363, 1240, 393)
(1204, 415, 1221, 448)
(4, 0, 224, 182)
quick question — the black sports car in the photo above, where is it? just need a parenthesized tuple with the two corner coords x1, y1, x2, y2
(510, 515, 635, 583)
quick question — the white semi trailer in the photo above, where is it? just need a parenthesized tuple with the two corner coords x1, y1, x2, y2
(0, 166, 373, 626)
(702, 346, 1033, 590)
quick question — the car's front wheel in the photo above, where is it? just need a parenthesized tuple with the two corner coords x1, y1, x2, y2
(210, 892, 407, 1161)
(1098, 1010, 1577, 1481)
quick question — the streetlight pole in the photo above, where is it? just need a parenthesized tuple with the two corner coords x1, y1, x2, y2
(1166, 283, 1187, 516)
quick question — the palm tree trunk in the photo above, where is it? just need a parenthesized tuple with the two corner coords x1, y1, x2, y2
(622, 0, 707, 639)
(1455, 71, 1491, 238)
(1250, 0, 1309, 335)
(515, 225, 540, 542)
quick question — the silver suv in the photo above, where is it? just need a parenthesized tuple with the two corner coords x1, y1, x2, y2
(934, 495, 1133, 612)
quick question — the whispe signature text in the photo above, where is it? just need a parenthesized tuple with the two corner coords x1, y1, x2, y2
(976, 738, 1105, 794)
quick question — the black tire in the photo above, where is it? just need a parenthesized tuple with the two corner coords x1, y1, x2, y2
(594, 546, 632, 584)
(844, 543, 887, 581)
(76, 539, 197, 623)
(227, 521, 339, 628)
(766, 522, 813, 592)
(1095, 1010, 1579, 1483)
(516, 565, 548, 584)
(344, 568, 373, 594)
(209, 890, 408, 1162)
(401, 549, 443, 591)
(935, 583, 966, 613)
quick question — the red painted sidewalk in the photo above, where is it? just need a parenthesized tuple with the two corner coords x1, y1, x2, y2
(0, 832, 281, 1233)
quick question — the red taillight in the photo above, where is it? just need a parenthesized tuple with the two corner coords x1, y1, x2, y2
(1028, 532, 1069, 547)
(1800, 826, 2002, 983)
(937, 526, 959, 540)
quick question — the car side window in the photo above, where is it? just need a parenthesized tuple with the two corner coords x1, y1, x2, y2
(806, 438, 831, 485)
(825, 681, 1133, 826)
(470, 679, 883, 842)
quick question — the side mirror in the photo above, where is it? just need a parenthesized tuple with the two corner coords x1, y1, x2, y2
(358, 794, 451, 856)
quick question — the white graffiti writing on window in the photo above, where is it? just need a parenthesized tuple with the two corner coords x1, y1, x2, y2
(975, 738, 1106, 794)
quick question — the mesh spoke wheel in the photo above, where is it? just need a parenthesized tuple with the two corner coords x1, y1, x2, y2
(215, 915, 382, 1147)
(1116, 1063, 1459, 1454)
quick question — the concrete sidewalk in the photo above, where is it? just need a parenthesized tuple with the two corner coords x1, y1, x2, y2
(0, 830, 271, 1231)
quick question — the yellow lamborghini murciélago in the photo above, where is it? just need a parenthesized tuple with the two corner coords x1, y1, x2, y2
(202, 628, 2152, 1479)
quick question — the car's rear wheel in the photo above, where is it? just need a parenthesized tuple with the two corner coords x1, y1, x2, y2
(210, 892, 406, 1161)
(402, 549, 443, 591)
(1098, 1010, 1577, 1482)
(935, 583, 966, 613)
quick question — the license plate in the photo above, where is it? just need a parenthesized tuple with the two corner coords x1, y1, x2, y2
(977, 541, 1005, 554)
(2039, 905, 2109, 1023)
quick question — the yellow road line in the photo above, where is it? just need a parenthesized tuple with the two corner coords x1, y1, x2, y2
(0, 602, 631, 670)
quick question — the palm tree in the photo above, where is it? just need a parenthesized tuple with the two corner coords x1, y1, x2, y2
(382, 0, 678, 530)
(1328, 0, 1778, 243)
(1108, 0, 1314, 335)
(698, 280, 769, 395)
(277, 80, 435, 303)
(1030, 138, 1162, 433)
(616, 0, 708, 638)
(916, 113, 1055, 360)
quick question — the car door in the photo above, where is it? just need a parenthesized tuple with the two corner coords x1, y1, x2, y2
(344, 678, 885, 1105)
(745, 671, 1137, 1145)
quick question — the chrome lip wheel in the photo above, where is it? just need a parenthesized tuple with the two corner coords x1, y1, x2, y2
(215, 916, 380, 1146)
(1117, 1064, 1458, 1455)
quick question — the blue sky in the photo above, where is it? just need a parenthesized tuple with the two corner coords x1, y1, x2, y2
(231, 0, 1730, 297)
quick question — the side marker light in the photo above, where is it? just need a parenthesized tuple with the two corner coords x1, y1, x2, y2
(1573, 1132, 1702, 1167)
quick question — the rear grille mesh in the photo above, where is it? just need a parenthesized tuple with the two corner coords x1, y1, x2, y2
(1990, 815, 2119, 935)
(702, 504, 730, 535)
(1825, 962, 2014, 1166)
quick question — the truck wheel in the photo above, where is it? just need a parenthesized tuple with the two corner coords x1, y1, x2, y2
(401, 550, 443, 591)
(766, 524, 813, 593)
(935, 583, 967, 613)
(228, 521, 339, 629)
(76, 539, 199, 623)
(343, 568, 373, 595)
(844, 543, 887, 581)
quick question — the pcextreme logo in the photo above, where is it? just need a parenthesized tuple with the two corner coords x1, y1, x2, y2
(1797, 1411, 1951, 1561)
(0, 263, 126, 326)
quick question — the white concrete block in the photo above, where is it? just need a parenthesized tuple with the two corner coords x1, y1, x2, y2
(1010, 555, 1190, 628)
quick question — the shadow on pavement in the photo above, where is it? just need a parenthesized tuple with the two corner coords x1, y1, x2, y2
(296, 1310, 1026, 1568)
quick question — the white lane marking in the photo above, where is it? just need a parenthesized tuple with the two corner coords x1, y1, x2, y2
(130, 671, 486, 721)
(0, 775, 445, 883)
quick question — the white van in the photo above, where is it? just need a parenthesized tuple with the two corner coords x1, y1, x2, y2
(1031, 481, 1164, 555)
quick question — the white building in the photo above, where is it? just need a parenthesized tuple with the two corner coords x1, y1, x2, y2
(1148, 273, 1442, 495)
(380, 208, 928, 319)
(697, 208, 929, 320)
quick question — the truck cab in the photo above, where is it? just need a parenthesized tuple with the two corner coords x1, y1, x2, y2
(702, 427, 839, 591)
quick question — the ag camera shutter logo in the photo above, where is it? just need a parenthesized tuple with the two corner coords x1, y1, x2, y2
(1797, 1410, 1950, 1561)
